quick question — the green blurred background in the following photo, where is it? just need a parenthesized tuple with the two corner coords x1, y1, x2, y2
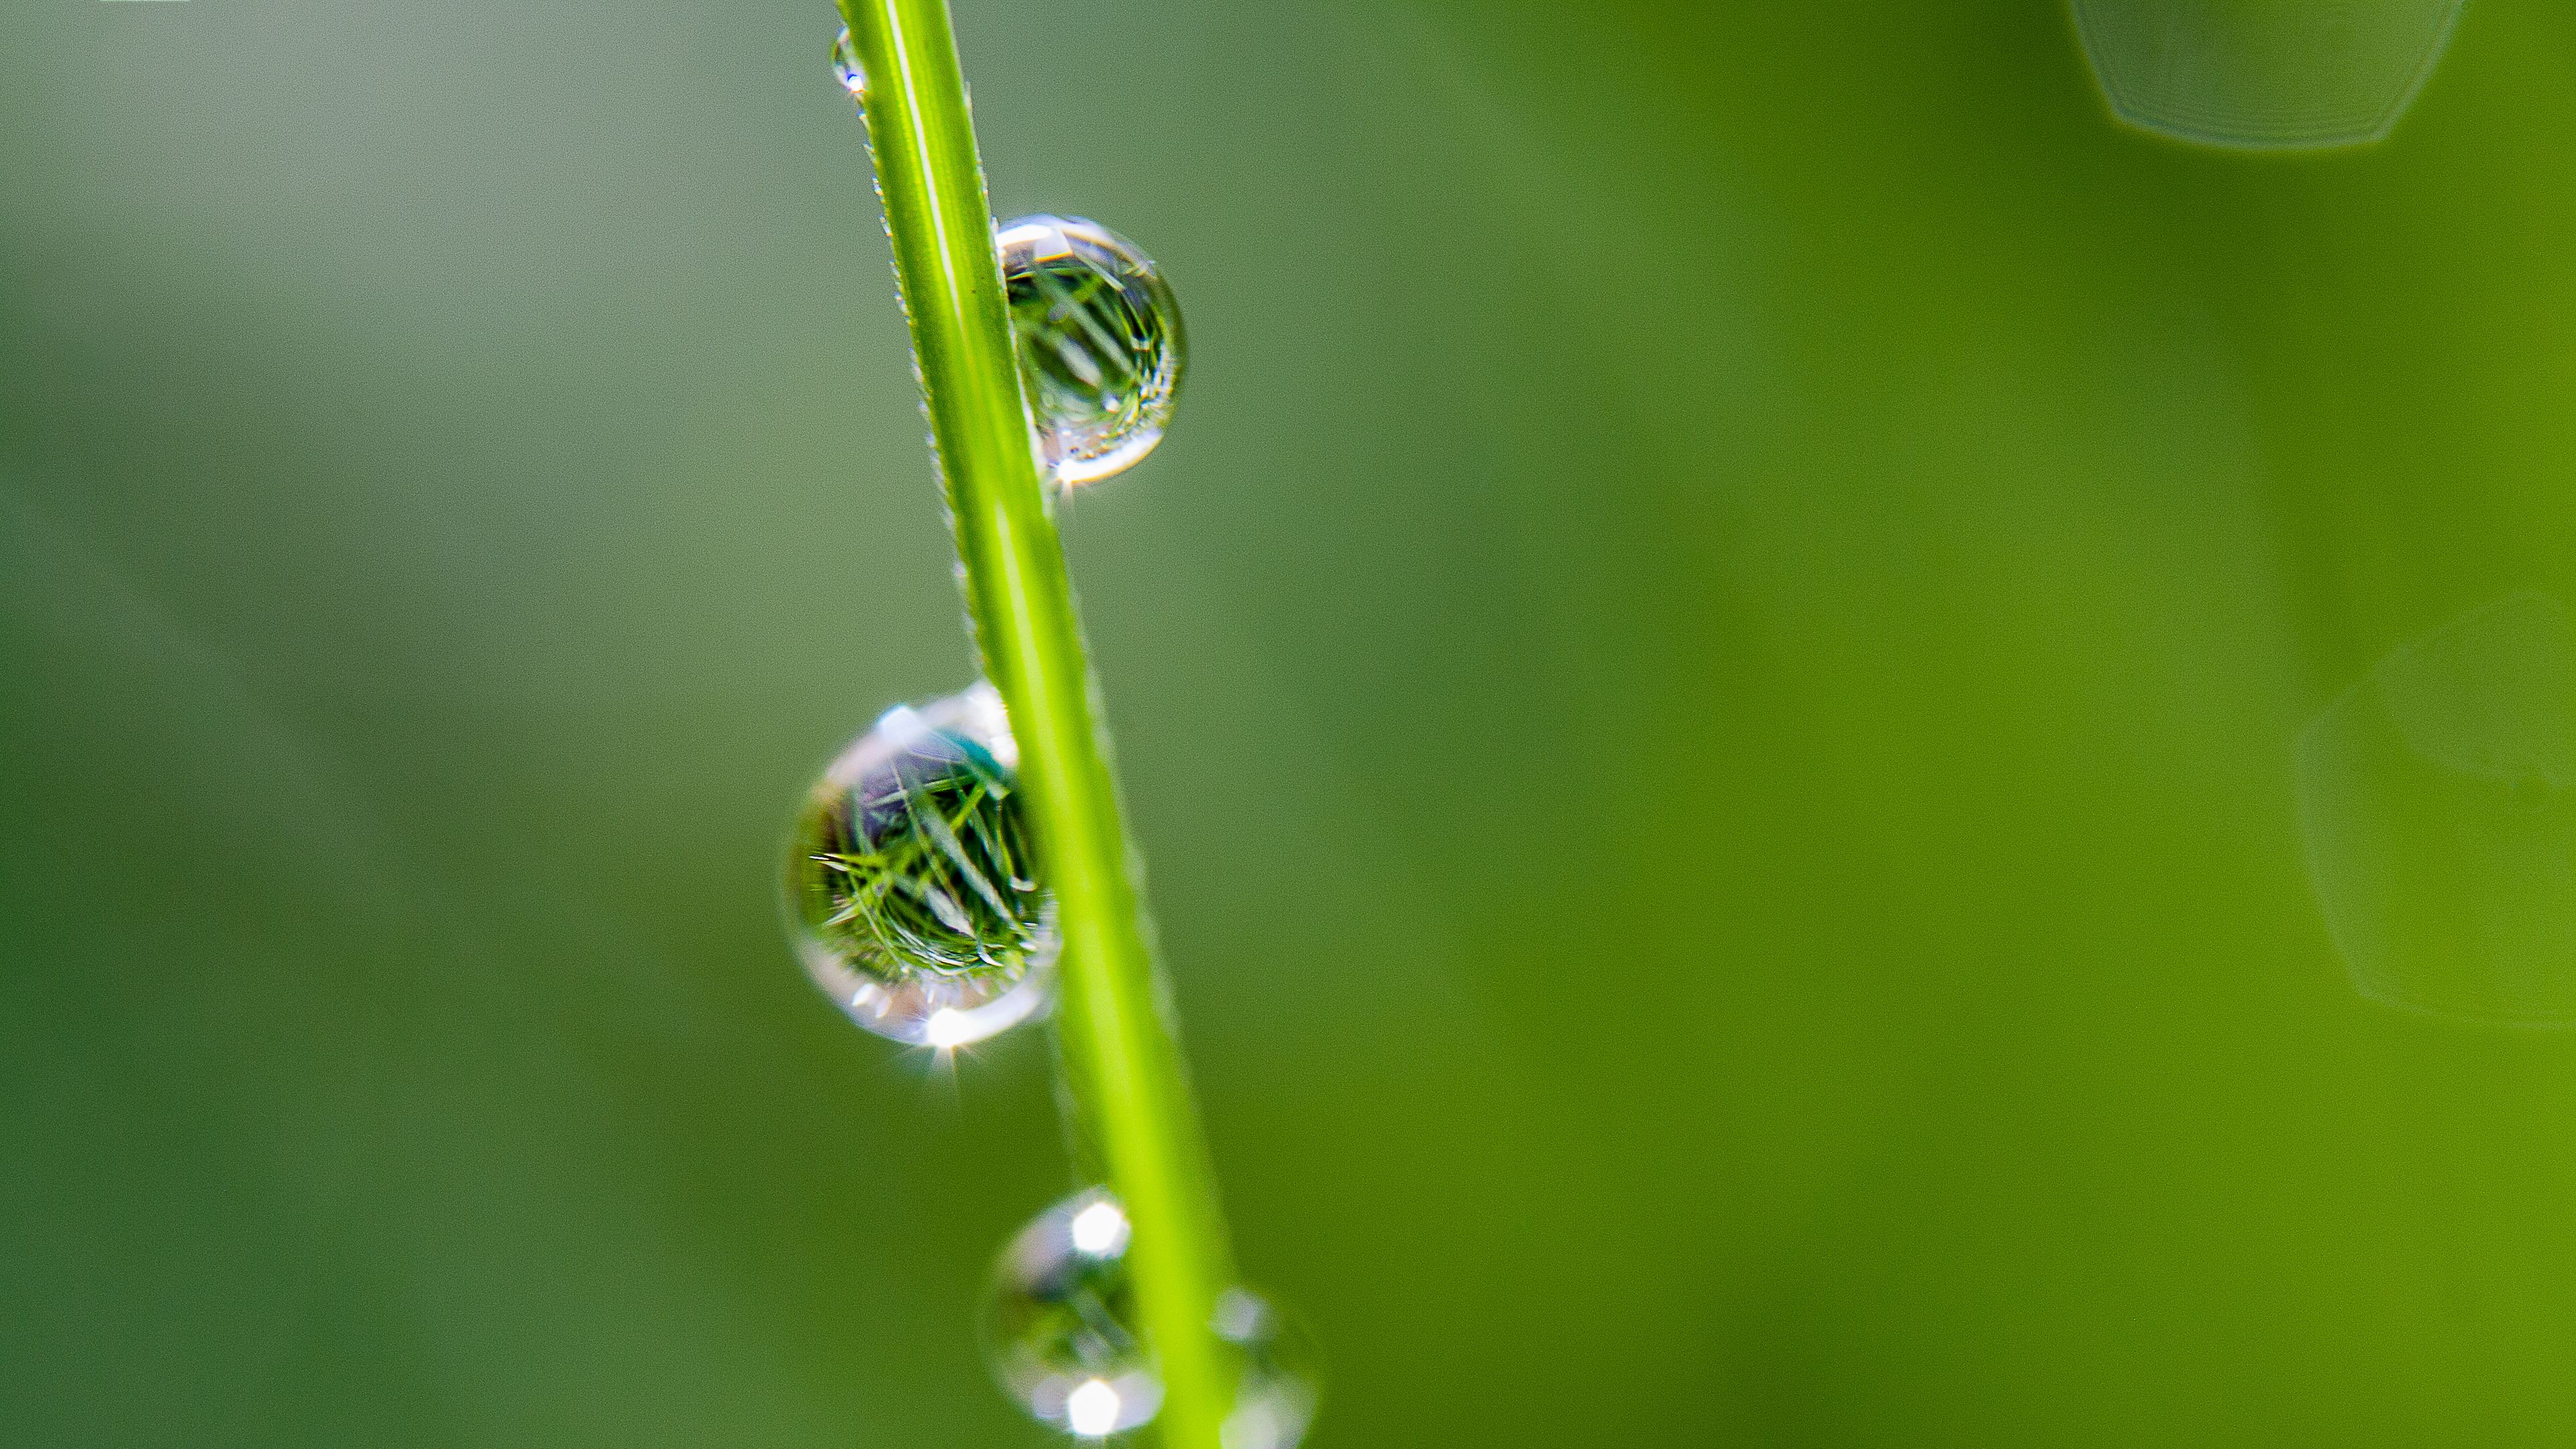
(10, 1, 2576, 1443)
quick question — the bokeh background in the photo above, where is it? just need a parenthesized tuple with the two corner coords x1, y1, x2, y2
(11, 1, 2576, 1444)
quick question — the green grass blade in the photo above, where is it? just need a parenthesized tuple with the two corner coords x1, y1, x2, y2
(834, 3, 1240, 1445)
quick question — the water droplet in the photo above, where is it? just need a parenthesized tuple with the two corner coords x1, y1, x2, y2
(998, 215, 1185, 488)
(1212, 1286, 1321, 1449)
(985, 1189, 1320, 1445)
(782, 681, 1055, 1046)
(2070, 0, 2462, 150)
(985, 1189, 1162, 1437)
(2298, 594, 2576, 1026)
(829, 25, 867, 103)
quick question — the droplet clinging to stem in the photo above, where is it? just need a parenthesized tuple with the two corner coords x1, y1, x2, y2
(782, 680, 1055, 1047)
(998, 214, 1185, 488)
(985, 1189, 1321, 1445)
(829, 25, 868, 103)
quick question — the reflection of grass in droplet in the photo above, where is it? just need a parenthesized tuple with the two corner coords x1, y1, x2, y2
(1008, 252, 1160, 438)
(799, 732, 1044, 981)
(2070, 0, 2465, 150)
(2297, 594, 2576, 1026)
(1020, 264, 1121, 394)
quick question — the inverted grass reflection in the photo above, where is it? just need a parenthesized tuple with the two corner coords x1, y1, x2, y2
(997, 215, 1185, 488)
(783, 682, 1057, 1049)
(2070, 0, 2464, 150)
(2298, 594, 2576, 1026)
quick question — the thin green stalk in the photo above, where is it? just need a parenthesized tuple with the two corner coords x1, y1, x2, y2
(834, 3, 1239, 1446)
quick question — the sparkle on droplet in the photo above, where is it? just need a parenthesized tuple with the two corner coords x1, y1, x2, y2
(1065, 1380, 1123, 1439)
(997, 215, 1185, 488)
(829, 25, 867, 102)
(1068, 1199, 1130, 1258)
(782, 681, 1055, 1047)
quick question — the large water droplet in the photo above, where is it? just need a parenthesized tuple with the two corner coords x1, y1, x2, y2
(782, 681, 1054, 1046)
(998, 215, 1185, 488)
(2070, 0, 2462, 150)
(985, 1189, 1320, 1445)
(2298, 594, 2576, 1026)
(829, 25, 867, 103)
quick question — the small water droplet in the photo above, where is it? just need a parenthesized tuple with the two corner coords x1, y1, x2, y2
(986, 1189, 1161, 1437)
(998, 215, 1185, 488)
(1212, 1287, 1320, 1449)
(782, 681, 1054, 1046)
(985, 1189, 1320, 1445)
(829, 25, 867, 103)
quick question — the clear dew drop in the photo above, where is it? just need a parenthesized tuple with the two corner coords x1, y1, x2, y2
(829, 25, 867, 103)
(1210, 1286, 1320, 1449)
(985, 1189, 1320, 1446)
(782, 681, 1055, 1046)
(998, 215, 1186, 488)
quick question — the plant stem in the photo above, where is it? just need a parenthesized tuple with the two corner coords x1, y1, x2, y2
(835, 3, 1240, 1445)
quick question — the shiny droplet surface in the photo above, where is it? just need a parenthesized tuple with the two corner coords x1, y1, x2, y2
(829, 25, 867, 102)
(998, 215, 1185, 487)
(985, 1189, 1162, 1438)
(985, 1189, 1320, 1445)
(1211, 1286, 1321, 1449)
(2070, 0, 2462, 150)
(782, 681, 1054, 1046)
(2298, 594, 2576, 1026)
